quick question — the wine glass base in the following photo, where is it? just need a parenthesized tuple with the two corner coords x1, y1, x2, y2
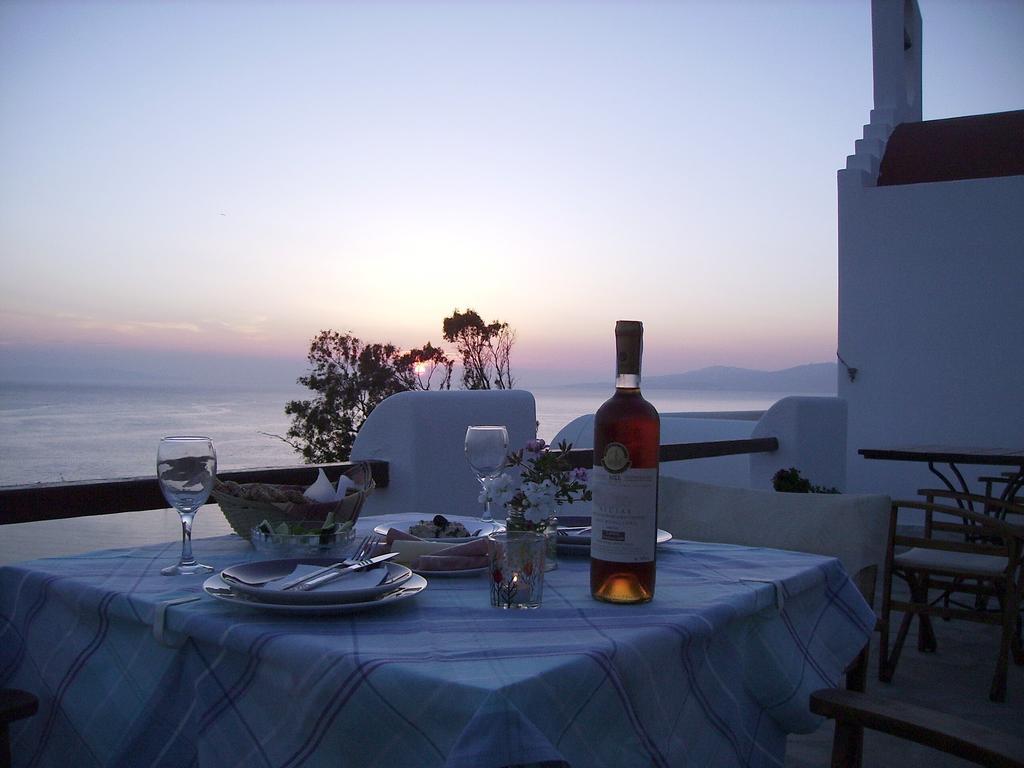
(161, 562, 214, 576)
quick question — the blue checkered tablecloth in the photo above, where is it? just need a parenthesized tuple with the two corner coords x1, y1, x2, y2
(0, 529, 874, 768)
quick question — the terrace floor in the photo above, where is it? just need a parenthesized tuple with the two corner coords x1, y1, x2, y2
(786, 587, 1024, 767)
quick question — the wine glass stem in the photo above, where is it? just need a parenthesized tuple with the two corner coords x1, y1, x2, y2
(178, 511, 197, 566)
(479, 480, 494, 523)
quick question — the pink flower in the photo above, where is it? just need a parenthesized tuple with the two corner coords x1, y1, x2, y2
(573, 467, 589, 482)
(525, 438, 547, 453)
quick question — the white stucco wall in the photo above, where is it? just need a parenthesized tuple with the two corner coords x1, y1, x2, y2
(749, 397, 848, 491)
(351, 389, 537, 518)
(837, 172, 1024, 497)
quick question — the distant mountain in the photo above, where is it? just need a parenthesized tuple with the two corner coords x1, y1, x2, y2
(643, 363, 837, 393)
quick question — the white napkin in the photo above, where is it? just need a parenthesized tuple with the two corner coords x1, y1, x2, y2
(304, 469, 338, 503)
(334, 474, 356, 501)
(304, 469, 358, 503)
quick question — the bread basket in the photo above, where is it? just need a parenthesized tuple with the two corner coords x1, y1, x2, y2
(211, 463, 374, 541)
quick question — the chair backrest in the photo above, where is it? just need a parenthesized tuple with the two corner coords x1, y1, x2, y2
(811, 688, 1024, 768)
(351, 390, 537, 519)
(659, 478, 891, 603)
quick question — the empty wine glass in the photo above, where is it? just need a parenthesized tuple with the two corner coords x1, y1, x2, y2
(158, 436, 217, 576)
(465, 425, 509, 523)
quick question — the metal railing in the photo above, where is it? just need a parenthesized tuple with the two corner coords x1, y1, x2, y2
(0, 437, 778, 526)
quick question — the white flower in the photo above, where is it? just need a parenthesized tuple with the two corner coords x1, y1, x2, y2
(480, 473, 517, 506)
(521, 479, 558, 523)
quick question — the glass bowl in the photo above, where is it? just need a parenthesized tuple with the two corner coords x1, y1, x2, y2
(250, 523, 357, 559)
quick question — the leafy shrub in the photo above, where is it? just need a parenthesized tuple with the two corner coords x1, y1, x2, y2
(772, 467, 839, 494)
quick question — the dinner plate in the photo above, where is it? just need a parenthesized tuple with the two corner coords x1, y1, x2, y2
(557, 520, 673, 553)
(373, 515, 505, 543)
(203, 573, 427, 614)
(220, 559, 412, 605)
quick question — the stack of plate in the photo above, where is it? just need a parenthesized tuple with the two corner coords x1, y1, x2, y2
(203, 558, 427, 614)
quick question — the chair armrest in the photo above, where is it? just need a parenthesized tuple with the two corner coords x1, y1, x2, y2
(916, 489, 1024, 517)
(809, 689, 1024, 768)
(896, 499, 1024, 538)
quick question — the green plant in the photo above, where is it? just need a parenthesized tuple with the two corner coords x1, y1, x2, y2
(772, 467, 839, 494)
(484, 439, 591, 527)
(282, 331, 452, 463)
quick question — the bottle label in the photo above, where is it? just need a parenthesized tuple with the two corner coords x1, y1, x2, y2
(590, 466, 658, 563)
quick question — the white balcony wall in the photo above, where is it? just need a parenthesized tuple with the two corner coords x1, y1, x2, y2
(351, 390, 537, 519)
(837, 172, 1024, 498)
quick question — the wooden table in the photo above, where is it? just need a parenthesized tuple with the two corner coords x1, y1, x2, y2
(858, 445, 1024, 507)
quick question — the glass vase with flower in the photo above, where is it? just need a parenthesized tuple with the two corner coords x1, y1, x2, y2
(480, 439, 591, 571)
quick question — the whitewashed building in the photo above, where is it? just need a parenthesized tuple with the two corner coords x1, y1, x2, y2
(837, 0, 1024, 497)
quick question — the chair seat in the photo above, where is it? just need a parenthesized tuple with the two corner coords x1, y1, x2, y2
(894, 547, 1008, 576)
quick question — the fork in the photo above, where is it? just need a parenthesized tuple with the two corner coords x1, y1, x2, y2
(290, 554, 394, 592)
(271, 534, 383, 591)
(353, 533, 383, 560)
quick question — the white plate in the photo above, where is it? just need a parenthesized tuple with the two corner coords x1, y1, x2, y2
(373, 515, 505, 543)
(203, 573, 427, 614)
(411, 565, 488, 577)
(221, 559, 412, 605)
(558, 528, 673, 551)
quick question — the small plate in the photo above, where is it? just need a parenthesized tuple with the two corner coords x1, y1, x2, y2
(557, 519, 672, 553)
(203, 573, 427, 615)
(221, 559, 412, 605)
(373, 515, 505, 543)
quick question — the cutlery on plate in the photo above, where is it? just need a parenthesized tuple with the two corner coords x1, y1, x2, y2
(225, 535, 382, 589)
(287, 552, 400, 592)
(556, 526, 592, 536)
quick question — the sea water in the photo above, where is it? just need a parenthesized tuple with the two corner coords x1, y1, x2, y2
(0, 380, 792, 486)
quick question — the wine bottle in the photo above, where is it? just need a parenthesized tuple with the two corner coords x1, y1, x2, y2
(590, 320, 660, 603)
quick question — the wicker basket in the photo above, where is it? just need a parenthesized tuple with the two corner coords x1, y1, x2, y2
(212, 465, 374, 541)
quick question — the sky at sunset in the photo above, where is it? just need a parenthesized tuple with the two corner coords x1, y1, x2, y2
(2, 0, 1022, 387)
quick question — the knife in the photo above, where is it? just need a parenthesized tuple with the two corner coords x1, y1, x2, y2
(287, 552, 400, 592)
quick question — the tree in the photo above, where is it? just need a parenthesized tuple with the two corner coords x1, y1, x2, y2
(442, 308, 516, 390)
(281, 310, 515, 462)
(283, 331, 452, 463)
(396, 342, 454, 392)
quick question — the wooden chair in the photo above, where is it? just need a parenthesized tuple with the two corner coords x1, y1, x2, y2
(0, 689, 38, 768)
(979, 471, 1023, 504)
(810, 687, 1024, 767)
(878, 494, 1024, 701)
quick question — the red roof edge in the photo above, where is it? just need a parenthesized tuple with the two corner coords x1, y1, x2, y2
(877, 110, 1024, 186)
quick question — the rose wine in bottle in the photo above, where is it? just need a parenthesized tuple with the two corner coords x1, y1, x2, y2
(590, 320, 660, 603)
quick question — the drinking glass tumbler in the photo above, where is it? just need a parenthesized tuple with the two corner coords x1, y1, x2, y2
(487, 531, 545, 609)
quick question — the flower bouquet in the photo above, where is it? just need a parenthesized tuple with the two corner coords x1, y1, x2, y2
(481, 439, 591, 569)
